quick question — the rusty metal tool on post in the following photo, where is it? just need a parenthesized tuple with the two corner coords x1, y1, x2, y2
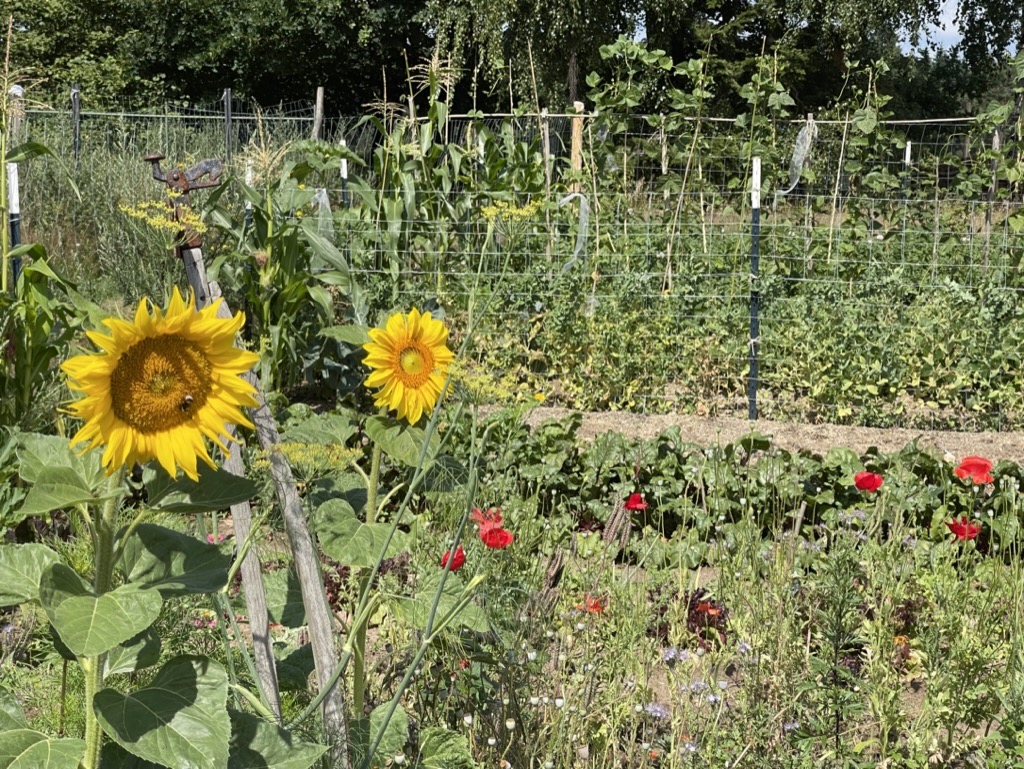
(145, 155, 350, 756)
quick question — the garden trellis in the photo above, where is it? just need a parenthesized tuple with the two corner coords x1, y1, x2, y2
(18, 89, 1024, 431)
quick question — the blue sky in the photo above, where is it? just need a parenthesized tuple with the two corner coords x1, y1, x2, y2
(904, 0, 962, 51)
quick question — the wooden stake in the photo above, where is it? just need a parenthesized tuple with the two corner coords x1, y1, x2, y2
(312, 87, 325, 141)
(180, 246, 350, 762)
(570, 101, 584, 194)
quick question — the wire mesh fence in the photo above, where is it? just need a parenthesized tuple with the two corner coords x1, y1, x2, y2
(17, 95, 1024, 431)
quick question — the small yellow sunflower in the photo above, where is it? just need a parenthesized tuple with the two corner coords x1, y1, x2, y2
(61, 288, 260, 481)
(362, 308, 455, 424)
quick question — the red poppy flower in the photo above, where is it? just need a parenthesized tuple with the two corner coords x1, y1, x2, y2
(578, 593, 607, 614)
(440, 545, 466, 571)
(695, 601, 722, 617)
(954, 456, 994, 485)
(854, 471, 883, 493)
(480, 526, 514, 549)
(624, 493, 648, 512)
(471, 506, 504, 533)
(946, 516, 981, 541)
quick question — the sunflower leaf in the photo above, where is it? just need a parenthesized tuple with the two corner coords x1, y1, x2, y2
(365, 416, 438, 468)
(144, 464, 258, 513)
(227, 709, 327, 769)
(16, 433, 105, 488)
(0, 687, 29, 732)
(39, 564, 164, 658)
(94, 655, 230, 769)
(119, 524, 232, 597)
(0, 543, 61, 607)
(0, 729, 86, 769)
(349, 704, 409, 769)
(105, 627, 163, 676)
(319, 324, 371, 347)
(254, 569, 306, 628)
(314, 499, 408, 568)
(418, 726, 477, 769)
(17, 461, 114, 517)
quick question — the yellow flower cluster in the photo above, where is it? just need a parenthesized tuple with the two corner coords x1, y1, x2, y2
(119, 197, 207, 249)
(480, 199, 544, 223)
(448, 359, 521, 405)
(271, 441, 359, 478)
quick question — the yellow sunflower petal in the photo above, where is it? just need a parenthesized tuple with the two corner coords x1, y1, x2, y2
(362, 308, 454, 425)
(61, 288, 259, 479)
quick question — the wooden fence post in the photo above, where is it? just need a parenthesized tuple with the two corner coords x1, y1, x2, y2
(985, 128, 999, 270)
(570, 101, 584, 193)
(312, 87, 325, 141)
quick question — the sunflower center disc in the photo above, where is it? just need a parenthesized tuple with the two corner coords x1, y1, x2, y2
(398, 344, 433, 387)
(110, 335, 213, 432)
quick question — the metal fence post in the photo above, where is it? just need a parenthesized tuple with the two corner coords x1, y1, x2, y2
(340, 138, 349, 207)
(223, 88, 232, 162)
(8, 85, 24, 290)
(70, 84, 81, 165)
(748, 157, 761, 421)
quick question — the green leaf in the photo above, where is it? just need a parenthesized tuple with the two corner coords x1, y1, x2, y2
(274, 644, 315, 691)
(49, 624, 76, 662)
(105, 627, 163, 676)
(258, 570, 306, 628)
(18, 467, 104, 517)
(94, 655, 230, 769)
(365, 416, 437, 467)
(98, 743, 166, 768)
(6, 141, 56, 165)
(394, 572, 488, 633)
(39, 564, 163, 657)
(349, 705, 408, 768)
(119, 524, 232, 597)
(145, 465, 258, 513)
(0, 544, 61, 606)
(0, 729, 85, 769)
(228, 710, 327, 769)
(315, 499, 408, 568)
(319, 325, 370, 347)
(16, 433, 105, 488)
(420, 455, 468, 493)
(4, 142, 80, 199)
(299, 219, 352, 290)
(280, 412, 357, 447)
(418, 726, 477, 769)
(0, 688, 28, 732)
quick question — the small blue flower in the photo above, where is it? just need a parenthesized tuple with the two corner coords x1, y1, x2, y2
(644, 702, 670, 720)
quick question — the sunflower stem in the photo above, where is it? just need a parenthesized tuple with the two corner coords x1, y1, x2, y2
(353, 437, 383, 718)
(82, 468, 125, 769)
(365, 439, 382, 525)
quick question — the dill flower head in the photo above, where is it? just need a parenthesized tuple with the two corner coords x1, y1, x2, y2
(362, 308, 455, 424)
(61, 288, 259, 480)
(118, 194, 207, 250)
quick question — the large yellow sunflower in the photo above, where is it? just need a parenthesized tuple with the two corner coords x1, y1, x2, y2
(362, 308, 455, 424)
(61, 288, 260, 481)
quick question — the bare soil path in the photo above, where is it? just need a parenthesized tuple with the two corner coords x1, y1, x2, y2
(526, 407, 1024, 464)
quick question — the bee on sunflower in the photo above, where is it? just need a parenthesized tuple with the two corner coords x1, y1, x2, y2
(61, 287, 259, 481)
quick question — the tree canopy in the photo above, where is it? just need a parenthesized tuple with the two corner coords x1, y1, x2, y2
(2, 0, 1021, 116)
